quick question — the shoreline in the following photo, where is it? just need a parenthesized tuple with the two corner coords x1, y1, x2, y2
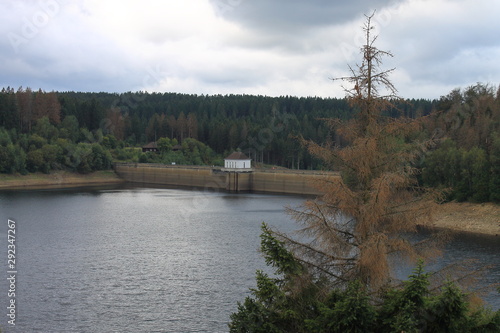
(431, 201, 499, 237)
(0, 170, 125, 190)
(0, 171, 498, 236)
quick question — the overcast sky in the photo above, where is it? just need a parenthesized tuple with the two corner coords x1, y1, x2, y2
(1, 0, 498, 99)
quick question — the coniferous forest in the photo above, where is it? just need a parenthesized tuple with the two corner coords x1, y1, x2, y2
(0, 83, 499, 202)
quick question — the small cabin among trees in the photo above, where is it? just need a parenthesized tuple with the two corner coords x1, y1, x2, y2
(224, 152, 251, 169)
(142, 142, 159, 153)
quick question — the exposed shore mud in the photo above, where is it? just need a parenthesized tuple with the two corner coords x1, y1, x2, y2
(0, 171, 125, 190)
(432, 202, 500, 236)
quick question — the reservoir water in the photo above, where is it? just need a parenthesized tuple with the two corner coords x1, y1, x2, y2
(0, 186, 498, 332)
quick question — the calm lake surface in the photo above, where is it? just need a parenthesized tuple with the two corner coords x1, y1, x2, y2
(0, 186, 498, 332)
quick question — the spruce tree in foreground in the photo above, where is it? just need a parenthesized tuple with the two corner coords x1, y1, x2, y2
(229, 224, 500, 332)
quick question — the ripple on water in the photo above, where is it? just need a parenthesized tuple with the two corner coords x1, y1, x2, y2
(0, 188, 497, 332)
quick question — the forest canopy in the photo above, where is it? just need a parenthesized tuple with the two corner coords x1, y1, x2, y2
(0, 82, 499, 202)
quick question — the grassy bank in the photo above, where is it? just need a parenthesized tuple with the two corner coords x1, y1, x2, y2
(0, 170, 125, 190)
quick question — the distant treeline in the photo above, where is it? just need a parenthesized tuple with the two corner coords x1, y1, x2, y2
(0, 84, 499, 202)
(421, 84, 500, 202)
(0, 87, 434, 167)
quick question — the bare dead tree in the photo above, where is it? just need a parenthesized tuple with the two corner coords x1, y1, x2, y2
(272, 13, 444, 291)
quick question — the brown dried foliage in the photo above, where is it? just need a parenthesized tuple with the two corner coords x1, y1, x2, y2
(277, 13, 444, 291)
(16, 87, 61, 132)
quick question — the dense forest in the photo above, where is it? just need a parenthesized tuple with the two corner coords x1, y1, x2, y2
(421, 84, 500, 202)
(0, 83, 499, 202)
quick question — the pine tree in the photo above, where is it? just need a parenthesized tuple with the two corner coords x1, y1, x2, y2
(46, 91, 61, 124)
(16, 87, 33, 132)
(176, 112, 187, 142)
(187, 112, 198, 139)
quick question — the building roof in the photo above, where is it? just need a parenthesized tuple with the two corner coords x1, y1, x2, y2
(225, 151, 250, 160)
(143, 142, 158, 149)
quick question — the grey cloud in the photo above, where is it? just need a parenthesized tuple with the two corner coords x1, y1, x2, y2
(212, 0, 404, 57)
(215, 0, 401, 30)
(1, 0, 499, 100)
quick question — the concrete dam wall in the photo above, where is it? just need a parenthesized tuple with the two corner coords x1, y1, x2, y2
(114, 163, 339, 195)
